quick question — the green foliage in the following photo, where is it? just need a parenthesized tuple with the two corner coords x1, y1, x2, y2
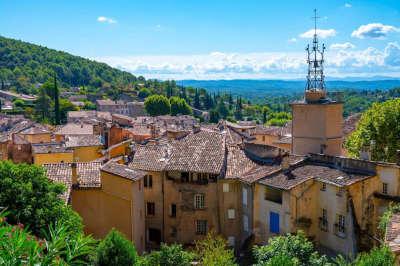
(253, 231, 327, 266)
(195, 231, 237, 266)
(217, 98, 229, 119)
(12, 99, 25, 109)
(352, 246, 395, 266)
(0, 160, 82, 238)
(170, 96, 192, 116)
(0, 211, 96, 265)
(96, 229, 138, 266)
(138, 88, 151, 99)
(345, 98, 400, 162)
(266, 111, 291, 126)
(378, 203, 400, 239)
(142, 243, 194, 266)
(144, 95, 171, 116)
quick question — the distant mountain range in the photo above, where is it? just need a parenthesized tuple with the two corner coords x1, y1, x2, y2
(181, 79, 400, 98)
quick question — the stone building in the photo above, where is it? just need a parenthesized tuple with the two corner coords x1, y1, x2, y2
(96, 100, 146, 117)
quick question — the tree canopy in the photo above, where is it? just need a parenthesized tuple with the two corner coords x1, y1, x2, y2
(345, 98, 400, 162)
(144, 95, 171, 116)
(170, 96, 192, 116)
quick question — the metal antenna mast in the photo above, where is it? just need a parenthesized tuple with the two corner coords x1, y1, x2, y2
(305, 9, 326, 94)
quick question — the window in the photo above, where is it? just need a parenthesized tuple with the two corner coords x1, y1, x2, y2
(170, 227, 177, 237)
(383, 183, 388, 194)
(335, 214, 346, 237)
(264, 187, 282, 204)
(181, 172, 189, 182)
(194, 194, 205, 209)
(269, 212, 280, 233)
(144, 175, 153, 188)
(223, 183, 230, 193)
(243, 215, 249, 232)
(228, 209, 235, 219)
(138, 180, 142, 191)
(148, 228, 161, 243)
(336, 187, 344, 197)
(228, 236, 235, 247)
(319, 208, 328, 231)
(338, 215, 345, 233)
(321, 183, 326, 191)
(262, 136, 266, 142)
(196, 220, 207, 235)
(170, 204, 177, 218)
(242, 187, 248, 206)
(146, 202, 155, 216)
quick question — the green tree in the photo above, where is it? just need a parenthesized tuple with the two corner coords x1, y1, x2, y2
(96, 229, 138, 266)
(12, 99, 25, 110)
(217, 98, 229, 119)
(345, 99, 400, 162)
(144, 95, 171, 116)
(353, 246, 395, 266)
(35, 88, 51, 121)
(195, 231, 237, 266)
(209, 109, 220, 123)
(194, 88, 201, 109)
(253, 231, 327, 266)
(138, 88, 151, 99)
(170, 96, 192, 116)
(54, 75, 60, 124)
(143, 243, 194, 266)
(59, 98, 77, 123)
(0, 161, 82, 238)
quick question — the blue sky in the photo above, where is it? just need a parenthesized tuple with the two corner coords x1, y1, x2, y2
(1, 0, 400, 79)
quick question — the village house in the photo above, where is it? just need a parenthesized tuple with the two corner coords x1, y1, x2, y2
(65, 135, 103, 162)
(96, 99, 146, 117)
(32, 142, 73, 165)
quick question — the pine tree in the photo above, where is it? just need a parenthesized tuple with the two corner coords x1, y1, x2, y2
(54, 75, 60, 124)
(194, 88, 201, 109)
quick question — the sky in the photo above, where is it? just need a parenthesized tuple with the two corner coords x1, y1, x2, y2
(1, 0, 400, 80)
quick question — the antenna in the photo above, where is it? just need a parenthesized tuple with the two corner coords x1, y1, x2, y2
(305, 9, 326, 99)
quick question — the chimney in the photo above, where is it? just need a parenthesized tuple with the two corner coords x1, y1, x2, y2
(192, 124, 201, 134)
(71, 162, 79, 186)
(281, 155, 290, 171)
(360, 145, 371, 161)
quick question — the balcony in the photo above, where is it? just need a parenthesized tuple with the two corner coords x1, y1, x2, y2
(319, 217, 328, 232)
(334, 223, 346, 238)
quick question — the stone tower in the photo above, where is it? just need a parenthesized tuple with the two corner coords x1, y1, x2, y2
(291, 10, 343, 156)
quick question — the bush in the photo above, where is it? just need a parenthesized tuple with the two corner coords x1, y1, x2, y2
(96, 229, 138, 266)
(144, 95, 171, 116)
(353, 246, 395, 266)
(170, 96, 192, 116)
(143, 243, 194, 266)
(138, 88, 151, 99)
(195, 231, 237, 266)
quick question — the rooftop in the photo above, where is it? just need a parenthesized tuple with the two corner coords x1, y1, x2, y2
(32, 143, 72, 154)
(55, 123, 94, 135)
(43, 163, 72, 203)
(101, 162, 146, 181)
(65, 135, 103, 148)
(76, 162, 102, 187)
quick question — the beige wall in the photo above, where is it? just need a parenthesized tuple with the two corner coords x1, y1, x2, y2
(33, 152, 73, 165)
(292, 103, 343, 156)
(73, 146, 103, 162)
(19, 133, 51, 144)
(71, 171, 145, 254)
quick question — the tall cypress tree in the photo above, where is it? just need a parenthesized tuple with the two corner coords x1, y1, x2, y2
(194, 88, 200, 109)
(54, 75, 60, 125)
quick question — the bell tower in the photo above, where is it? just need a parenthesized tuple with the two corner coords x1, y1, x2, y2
(291, 9, 343, 156)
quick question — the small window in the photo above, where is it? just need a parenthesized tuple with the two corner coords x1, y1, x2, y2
(196, 220, 207, 235)
(321, 183, 326, 191)
(336, 187, 344, 197)
(146, 202, 155, 216)
(181, 172, 189, 182)
(144, 175, 153, 188)
(383, 183, 388, 194)
(337, 214, 345, 234)
(242, 187, 248, 206)
(228, 209, 235, 219)
(170, 227, 177, 237)
(194, 194, 205, 209)
(223, 183, 230, 193)
(262, 136, 265, 142)
(243, 215, 249, 232)
(138, 180, 142, 191)
(170, 204, 177, 218)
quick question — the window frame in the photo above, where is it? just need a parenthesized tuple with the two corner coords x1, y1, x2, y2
(194, 193, 205, 209)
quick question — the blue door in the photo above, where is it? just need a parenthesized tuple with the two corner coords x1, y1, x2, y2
(270, 212, 280, 233)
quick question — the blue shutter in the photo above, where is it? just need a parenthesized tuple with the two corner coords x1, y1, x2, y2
(270, 212, 280, 233)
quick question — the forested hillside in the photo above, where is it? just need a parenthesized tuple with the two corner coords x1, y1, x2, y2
(0, 36, 138, 94)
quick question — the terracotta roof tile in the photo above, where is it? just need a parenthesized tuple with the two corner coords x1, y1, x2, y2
(101, 162, 145, 181)
(55, 123, 94, 135)
(386, 213, 400, 253)
(65, 135, 103, 148)
(129, 143, 169, 171)
(32, 143, 72, 154)
(76, 162, 102, 187)
(43, 163, 72, 203)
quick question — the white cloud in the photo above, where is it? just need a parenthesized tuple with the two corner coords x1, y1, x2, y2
(300, 28, 337, 39)
(351, 23, 399, 39)
(97, 16, 117, 24)
(94, 43, 400, 80)
(344, 3, 352, 8)
(288, 37, 297, 43)
(330, 42, 355, 50)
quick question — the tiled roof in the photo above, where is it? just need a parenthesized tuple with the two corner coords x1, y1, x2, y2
(76, 162, 102, 187)
(129, 143, 170, 171)
(386, 213, 400, 253)
(19, 124, 51, 135)
(55, 123, 94, 135)
(225, 145, 258, 179)
(43, 163, 72, 203)
(65, 135, 103, 148)
(343, 113, 361, 137)
(165, 130, 225, 174)
(101, 162, 145, 181)
(273, 136, 292, 144)
(32, 143, 72, 154)
(258, 163, 372, 190)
